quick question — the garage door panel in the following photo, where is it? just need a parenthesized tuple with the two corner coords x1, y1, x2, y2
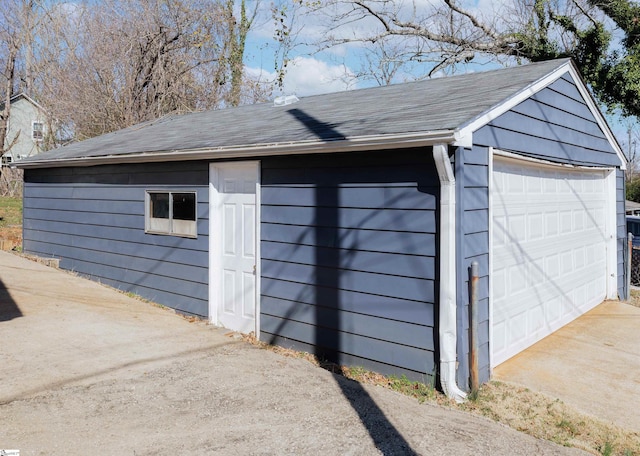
(494, 260, 604, 310)
(492, 158, 609, 366)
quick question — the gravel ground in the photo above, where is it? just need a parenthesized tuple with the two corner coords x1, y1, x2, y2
(0, 252, 587, 455)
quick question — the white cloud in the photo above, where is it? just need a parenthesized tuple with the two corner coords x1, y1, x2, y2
(248, 57, 358, 98)
(281, 57, 358, 96)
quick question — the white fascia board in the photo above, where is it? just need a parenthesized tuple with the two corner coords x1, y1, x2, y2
(457, 61, 574, 140)
(564, 65, 627, 171)
(13, 130, 458, 169)
(457, 61, 626, 170)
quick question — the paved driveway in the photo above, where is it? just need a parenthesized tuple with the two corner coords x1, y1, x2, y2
(494, 300, 640, 432)
(0, 251, 584, 455)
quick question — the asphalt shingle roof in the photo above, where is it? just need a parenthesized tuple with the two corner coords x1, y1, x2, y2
(17, 59, 572, 165)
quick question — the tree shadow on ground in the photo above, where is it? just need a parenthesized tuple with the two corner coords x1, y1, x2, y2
(287, 108, 419, 455)
(0, 278, 22, 322)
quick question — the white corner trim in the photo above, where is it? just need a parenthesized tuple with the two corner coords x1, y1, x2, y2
(487, 147, 495, 371)
(208, 163, 221, 326)
(433, 143, 467, 403)
(605, 169, 619, 299)
(254, 162, 262, 339)
(452, 130, 472, 149)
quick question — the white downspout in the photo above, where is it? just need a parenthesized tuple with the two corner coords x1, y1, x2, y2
(433, 143, 467, 403)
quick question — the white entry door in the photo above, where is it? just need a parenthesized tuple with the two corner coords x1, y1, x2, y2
(491, 155, 613, 366)
(210, 162, 259, 333)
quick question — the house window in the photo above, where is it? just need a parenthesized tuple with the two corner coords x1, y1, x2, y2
(32, 121, 44, 141)
(145, 191, 197, 238)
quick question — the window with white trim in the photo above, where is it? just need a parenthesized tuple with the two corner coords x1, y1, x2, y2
(145, 191, 197, 238)
(32, 121, 44, 141)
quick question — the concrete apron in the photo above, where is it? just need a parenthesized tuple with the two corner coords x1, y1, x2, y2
(0, 251, 238, 403)
(493, 300, 640, 432)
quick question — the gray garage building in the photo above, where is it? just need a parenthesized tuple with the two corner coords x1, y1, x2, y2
(16, 58, 626, 400)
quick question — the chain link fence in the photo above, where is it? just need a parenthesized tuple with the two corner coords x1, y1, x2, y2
(632, 245, 640, 287)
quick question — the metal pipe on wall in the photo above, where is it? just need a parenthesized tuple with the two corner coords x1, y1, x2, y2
(469, 261, 479, 395)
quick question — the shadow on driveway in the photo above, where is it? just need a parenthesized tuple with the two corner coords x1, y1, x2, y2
(0, 278, 22, 322)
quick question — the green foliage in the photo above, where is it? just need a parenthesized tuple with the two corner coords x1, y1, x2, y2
(387, 374, 436, 403)
(626, 177, 640, 202)
(509, 0, 640, 118)
(599, 440, 614, 456)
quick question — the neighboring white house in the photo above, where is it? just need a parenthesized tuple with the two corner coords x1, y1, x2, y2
(1, 93, 48, 164)
(626, 200, 640, 215)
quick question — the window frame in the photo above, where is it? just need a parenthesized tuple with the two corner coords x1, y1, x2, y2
(145, 190, 198, 238)
(32, 121, 44, 141)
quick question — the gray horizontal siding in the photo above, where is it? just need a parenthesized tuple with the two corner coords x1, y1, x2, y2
(260, 149, 439, 381)
(262, 205, 435, 233)
(261, 297, 433, 350)
(456, 146, 491, 389)
(474, 74, 621, 168)
(23, 161, 210, 316)
(262, 260, 435, 303)
(261, 278, 435, 324)
(261, 241, 435, 279)
(261, 223, 436, 256)
(618, 169, 627, 299)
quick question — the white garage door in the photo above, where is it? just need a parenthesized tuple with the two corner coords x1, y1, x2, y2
(491, 156, 611, 366)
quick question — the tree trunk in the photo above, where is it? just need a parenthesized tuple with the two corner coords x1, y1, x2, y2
(0, 46, 17, 155)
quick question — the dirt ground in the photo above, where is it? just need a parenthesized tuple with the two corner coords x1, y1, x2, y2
(0, 251, 587, 456)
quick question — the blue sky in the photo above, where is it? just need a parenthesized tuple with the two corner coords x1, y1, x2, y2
(241, 0, 632, 150)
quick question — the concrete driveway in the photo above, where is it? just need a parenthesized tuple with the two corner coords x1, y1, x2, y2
(494, 300, 640, 432)
(0, 251, 585, 456)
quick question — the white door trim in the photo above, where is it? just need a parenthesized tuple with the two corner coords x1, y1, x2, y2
(488, 147, 495, 370)
(209, 161, 261, 336)
(605, 168, 618, 300)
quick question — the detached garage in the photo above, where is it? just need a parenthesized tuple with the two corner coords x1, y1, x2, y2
(16, 58, 626, 400)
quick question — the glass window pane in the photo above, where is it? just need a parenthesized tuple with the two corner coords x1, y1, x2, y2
(32, 122, 44, 140)
(172, 193, 196, 221)
(150, 193, 170, 219)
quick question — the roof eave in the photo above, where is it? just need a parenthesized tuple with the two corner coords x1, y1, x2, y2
(13, 130, 460, 169)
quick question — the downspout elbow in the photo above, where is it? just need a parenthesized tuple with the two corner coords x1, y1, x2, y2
(433, 144, 467, 403)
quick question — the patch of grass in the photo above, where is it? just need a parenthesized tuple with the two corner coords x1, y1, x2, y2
(344, 365, 367, 379)
(0, 196, 23, 248)
(0, 196, 22, 227)
(460, 382, 640, 456)
(386, 374, 436, 403)
(599, 441, 614, 456)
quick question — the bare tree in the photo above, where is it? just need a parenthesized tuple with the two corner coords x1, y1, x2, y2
(0, 45, 18, 156)
(23, 0, 268, 141)
(0, 0, 33, 155)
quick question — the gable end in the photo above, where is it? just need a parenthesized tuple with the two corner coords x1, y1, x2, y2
(474, 73, 622, 168)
